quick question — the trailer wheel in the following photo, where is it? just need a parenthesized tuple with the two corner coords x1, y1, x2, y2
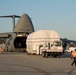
(45, 53, 48, 58)
(27, 52, 30, 55)
(57, 55, 61, 58)
(42, 52, 46, 57)
(53, 55, 57, 58)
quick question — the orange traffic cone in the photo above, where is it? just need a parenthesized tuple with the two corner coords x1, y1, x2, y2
(0, 47, 3, 53)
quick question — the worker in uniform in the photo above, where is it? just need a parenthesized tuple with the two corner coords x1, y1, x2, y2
(71, 49, 76, 66)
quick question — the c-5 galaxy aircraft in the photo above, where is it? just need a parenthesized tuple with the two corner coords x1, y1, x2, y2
(0, 14, 34, 52)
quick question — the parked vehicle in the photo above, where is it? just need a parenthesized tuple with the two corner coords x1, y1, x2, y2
(65, 43, 76, 53)
(65, 47, 76, 53)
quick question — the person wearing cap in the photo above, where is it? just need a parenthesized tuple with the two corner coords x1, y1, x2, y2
(71, 49, 76, 66)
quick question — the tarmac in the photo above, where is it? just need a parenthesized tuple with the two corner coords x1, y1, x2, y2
(0, 52, 76, 75)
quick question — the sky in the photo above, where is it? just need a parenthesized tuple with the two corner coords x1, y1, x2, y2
(0, 0, 76, 40)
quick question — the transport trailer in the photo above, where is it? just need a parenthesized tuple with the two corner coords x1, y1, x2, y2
(26, 30, 63, 58)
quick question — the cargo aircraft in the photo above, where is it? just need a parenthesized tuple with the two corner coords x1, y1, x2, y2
(0, 14, 34, 52)
(0, 14, 76, 52)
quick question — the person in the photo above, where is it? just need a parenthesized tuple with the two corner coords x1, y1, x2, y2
(71, 49, 76, 66)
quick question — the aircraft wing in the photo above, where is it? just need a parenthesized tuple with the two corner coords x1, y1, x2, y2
(0, 32, 30, 38)
(0, 32, 13, 38)
(60, 38, 76, 43)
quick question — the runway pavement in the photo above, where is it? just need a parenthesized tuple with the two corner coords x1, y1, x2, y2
(0, 52, 76, 75)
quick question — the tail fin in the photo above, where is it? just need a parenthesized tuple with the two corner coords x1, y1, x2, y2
(14, 14, 34, 33)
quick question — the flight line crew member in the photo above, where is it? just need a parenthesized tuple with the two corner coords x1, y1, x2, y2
(71, 49, 76, 66)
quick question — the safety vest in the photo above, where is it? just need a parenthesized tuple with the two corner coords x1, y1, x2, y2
(72, 51, 76, 58)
